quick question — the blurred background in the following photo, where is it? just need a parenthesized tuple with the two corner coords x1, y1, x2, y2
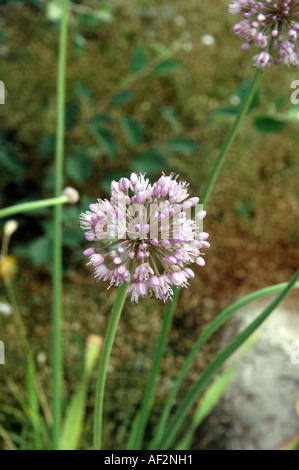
(0, 0, 299, 450)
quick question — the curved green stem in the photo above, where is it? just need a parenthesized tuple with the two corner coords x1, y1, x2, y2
(150, 280, 299, 449)
(155, 69, 263, 444)
(201, 68, 263, 206)
(52, 0, 69, 450)
(0, 196, 68, 220)
(93, 281, 129, 450)
(159, 269, 299, 449)
(127, 290, 178, 450)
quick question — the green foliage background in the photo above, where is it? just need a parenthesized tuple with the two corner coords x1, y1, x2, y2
(0, 0, 299, 449)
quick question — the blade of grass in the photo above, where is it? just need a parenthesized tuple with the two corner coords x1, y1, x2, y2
(3, 277, 42, 449)
(158, 269, 299, 450)
(149, 280, 299, 449)
(60, 336, 102, 450)
(26, 362, 41, 450)
(155, 69, 263, 446)
(175, 332, 260, 450)
(0, 424, 18, 450)
(127, 290, 178, 450)
(175, 366, 235, 450)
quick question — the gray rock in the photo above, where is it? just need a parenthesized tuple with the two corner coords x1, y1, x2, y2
(222, 292, 299, 450)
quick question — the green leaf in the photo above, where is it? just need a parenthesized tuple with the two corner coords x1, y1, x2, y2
(95, 129, 117, 159)
(73, 34, 86, 57)
(66, 154, 93, 183)
(176, 366, 235, 450)
(109, 91, 135, 107)
(254, 116, 285, 133)
(28, 236, 52, 266)
(59, 386, 86, 451)
(163, 108, 182, 133)
(159, 270, 299, 450)
(0, 150, 24, 174)
(132, 149, 165, 174)
(38, 134, 56, 159)
(65, 100, 81, 131)
(274, 93, 287, 110)
(150, 281, 299, 451)
(88, 113, 112, 129)
(208, 107, 239, 124)
(59, 338, 101, 450)
(176, 332, 260, 450)
(209, 79, 260, 125)
(75, 83, 93, 103)
(77, 13, 99, 28)
(121, 117, 143, 148)
(131, 46, 146, 73)
(166, 137, 198, 155)
(63, 229, 82, 249)
(153, 59, 181, 76)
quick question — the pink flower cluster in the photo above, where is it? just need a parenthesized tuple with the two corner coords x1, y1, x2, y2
(80, 173, 209, 303)
(229, 0, 299, 68)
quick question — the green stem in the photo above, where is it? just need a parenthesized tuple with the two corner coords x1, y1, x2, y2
(155, 69, 263, 444)
(0, 196, 68, 220)
(127, 290, 178, 450)
(52, 0, 69, 451)
(159, 269, 299, 449)
(93, 281, 129, 450)
(201, 68, 263, 206)
(150, 280, 299, 449)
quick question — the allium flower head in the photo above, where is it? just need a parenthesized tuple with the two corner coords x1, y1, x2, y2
(80, 173, 209, 303)
(229, 0, 299, 67)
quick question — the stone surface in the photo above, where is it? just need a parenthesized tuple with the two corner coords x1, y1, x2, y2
(222, 291, 299, 450)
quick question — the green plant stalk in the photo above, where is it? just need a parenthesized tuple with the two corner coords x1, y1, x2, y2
(149, 280, 299, 449)
(52, 0, 69, 451)
(0, 196, 69, 220)
(152, 68, 263, 446)
(127, 290, 178, 450)
(159, 269, 299, 450)
(200, 68, 263, 206)
(93, 281, 129, 450)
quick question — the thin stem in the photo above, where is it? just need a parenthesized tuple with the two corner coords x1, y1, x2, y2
(201, 68, 263, 206)
(170, 71, 262, 310)
(127, 290, 178, 450)
(0, 196, 68, 220)
(52, 0, 69, 451)
(93, 281, 129, 450)
(154, 68, 263, 447)
(158, 69, 264, 417)
(150, 280, 299, 449)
